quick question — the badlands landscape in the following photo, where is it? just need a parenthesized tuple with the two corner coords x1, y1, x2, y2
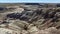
(0, 3, 60, 34)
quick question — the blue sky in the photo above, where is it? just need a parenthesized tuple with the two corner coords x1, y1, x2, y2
(0, 0, 60, 3)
